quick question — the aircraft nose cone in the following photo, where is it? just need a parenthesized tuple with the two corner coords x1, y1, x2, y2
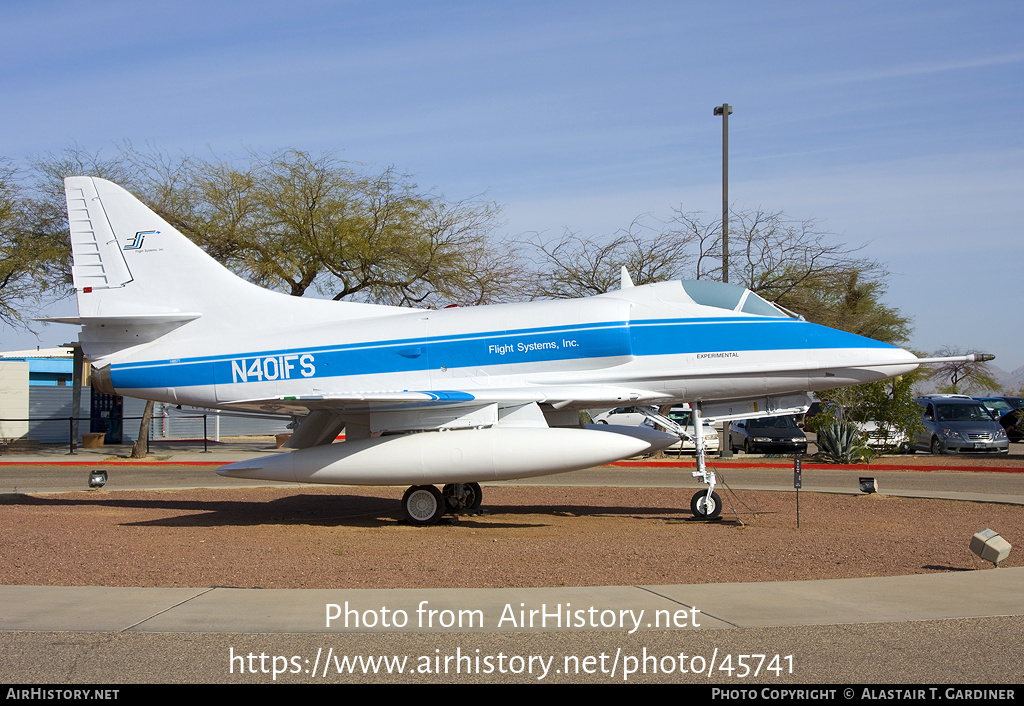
(891, 345, 923, 371)
(858, 345, 921, 382)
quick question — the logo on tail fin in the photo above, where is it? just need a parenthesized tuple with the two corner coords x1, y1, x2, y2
(123, 230, 158, 250)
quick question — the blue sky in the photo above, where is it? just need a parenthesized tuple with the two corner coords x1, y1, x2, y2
(3, 1, 1023, 370)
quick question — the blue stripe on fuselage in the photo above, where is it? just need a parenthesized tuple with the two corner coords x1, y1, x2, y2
(628, 317, 892, 357)
(108, 316, 895, 390)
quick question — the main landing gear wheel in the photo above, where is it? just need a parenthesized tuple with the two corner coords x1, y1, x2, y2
(442, 482, 482, 512)
(690, 490, 722, 519)
(402, 485, 445, 526)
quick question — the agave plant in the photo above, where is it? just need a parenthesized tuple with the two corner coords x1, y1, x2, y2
(815, 420, 873, 464)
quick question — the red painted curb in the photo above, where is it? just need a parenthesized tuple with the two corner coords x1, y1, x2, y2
(610, 460, 1024, 473)
(0, 460, 224, 466)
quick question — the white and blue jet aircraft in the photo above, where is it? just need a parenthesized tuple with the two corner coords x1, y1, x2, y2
(53, 176, 984, 524)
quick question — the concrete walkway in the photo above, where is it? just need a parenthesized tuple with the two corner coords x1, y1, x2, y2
(2, 568, 1022, 634)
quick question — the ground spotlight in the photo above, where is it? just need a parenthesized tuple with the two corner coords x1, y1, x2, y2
(88, 470, 107, 490)
(859, 477, 877, 494)
(970, 528, 1011, 567)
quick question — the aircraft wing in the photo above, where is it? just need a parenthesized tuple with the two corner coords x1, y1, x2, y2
(219, 384, 670, 415)
(220, 390, 478, 416)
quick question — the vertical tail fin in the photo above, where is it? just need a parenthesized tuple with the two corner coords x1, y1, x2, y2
(64, 176, 259, 319)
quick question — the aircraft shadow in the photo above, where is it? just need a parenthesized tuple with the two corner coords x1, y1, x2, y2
(0, 492, 710, 530)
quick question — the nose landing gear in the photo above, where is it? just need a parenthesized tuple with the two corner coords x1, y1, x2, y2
(690, 488, 722, 519)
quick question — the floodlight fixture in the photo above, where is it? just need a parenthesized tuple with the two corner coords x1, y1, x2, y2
(88, 470, 107, 490)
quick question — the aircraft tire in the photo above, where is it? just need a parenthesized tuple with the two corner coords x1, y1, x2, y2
(403, 485, 445, 525)
(690, 490, 722, 519)
(442, 482, 483, 512)
(467, 482, 483, 510)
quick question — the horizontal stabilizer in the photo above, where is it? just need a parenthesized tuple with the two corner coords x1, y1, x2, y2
(38, 312, 202, 326)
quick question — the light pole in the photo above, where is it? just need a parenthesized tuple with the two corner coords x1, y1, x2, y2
(714, 104, 733, 457)
(713, 103, 732, 284)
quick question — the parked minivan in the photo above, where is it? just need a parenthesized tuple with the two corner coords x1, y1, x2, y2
(912, 395, 1009, 454)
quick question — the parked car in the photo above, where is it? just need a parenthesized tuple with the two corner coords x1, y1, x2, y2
(975, 396, 1024, 420)
(851, 417, 910, 452)
(970, 397, 1024, 440)
(912, 395, 1009, 454)
(663, 406, 720, 455)
(591, 405, 720, 454)
(729, 415, 807, 454)
(975, 397, 1024, 442)
(801, 400, 841, 431)
(997, 410, 1024, 443)
(591, 407, 647, 426)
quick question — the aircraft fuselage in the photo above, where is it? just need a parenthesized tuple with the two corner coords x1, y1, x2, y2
(101, 280, 917, 416)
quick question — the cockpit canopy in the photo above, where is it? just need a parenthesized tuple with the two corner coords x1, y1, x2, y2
(680, 280, 790, 318)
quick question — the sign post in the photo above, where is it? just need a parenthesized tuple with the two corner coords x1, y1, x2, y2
(794, 455, 802, 528)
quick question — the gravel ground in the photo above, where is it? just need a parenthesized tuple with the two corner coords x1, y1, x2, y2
(2, 482, 1021, 589)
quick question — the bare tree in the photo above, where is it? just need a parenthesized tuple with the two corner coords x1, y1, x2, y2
(0, 161, 64, 329)
(29, 144, 525, 308)
(661, 209, 725, 281)
(527, 219, 694, 298)
(527, 207, 911, 344)
(131, 149, 519, 307)
(929, 346, 999, 394)
(676, 208, 909, 342)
